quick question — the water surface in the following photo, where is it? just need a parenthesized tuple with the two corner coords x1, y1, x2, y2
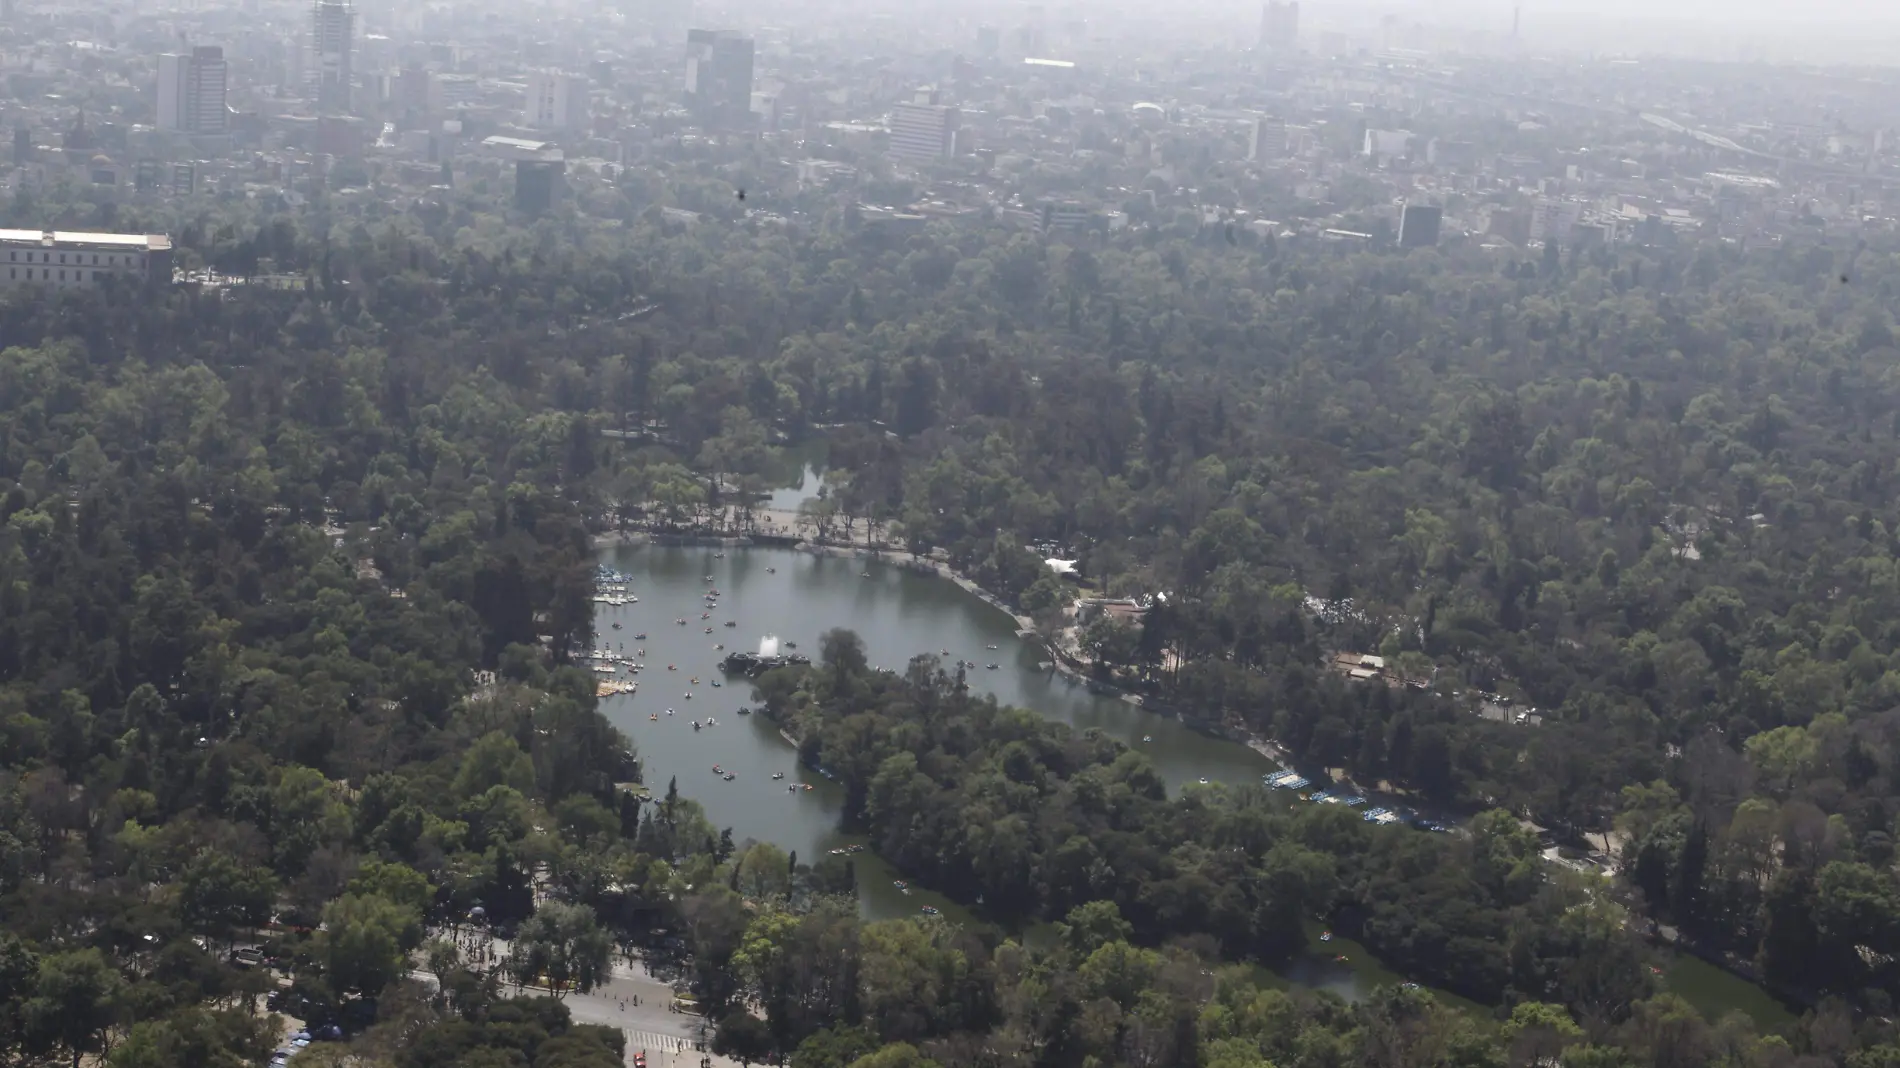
(594, 544, 1276, 921)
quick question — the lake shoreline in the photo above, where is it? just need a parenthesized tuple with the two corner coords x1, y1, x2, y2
(595, 525, 1302, 768)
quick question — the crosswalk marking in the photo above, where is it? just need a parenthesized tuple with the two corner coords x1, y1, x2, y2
(623, 1029, 696, 1054)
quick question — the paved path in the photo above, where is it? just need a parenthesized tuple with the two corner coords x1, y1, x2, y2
(436, 934, 741, 1068)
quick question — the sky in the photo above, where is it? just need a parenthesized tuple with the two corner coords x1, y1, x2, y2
(1456, 0, 1900, 30)
(1292, 0, 1900, 60)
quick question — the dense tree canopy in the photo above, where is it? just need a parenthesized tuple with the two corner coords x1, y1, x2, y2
(1, 172, 1900, 1064)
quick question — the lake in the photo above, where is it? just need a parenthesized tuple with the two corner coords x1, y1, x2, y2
(592, 544, 1278, 913)
(590, 541, 1791, 1023)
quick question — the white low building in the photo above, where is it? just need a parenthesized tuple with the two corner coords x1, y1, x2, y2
(0, 230, 173, 287)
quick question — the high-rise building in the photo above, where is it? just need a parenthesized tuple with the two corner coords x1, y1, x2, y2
(1260, 1, 1299, 51)
(1248, 116, 1285, 161)
(1039, 201, 1092, 233)
(393, 66, 430, 117)
(976, 25, 1001, 55)
(1363, 128, 1414, 159)
(156, 47, 229, 135)
(310, 0, 354, 114)
(524, 70, 589, 131)
(685, 30, 754, 130)
(1529, 197, 1582, 246)
(1426, 138, 1477, 169)
(889, 96, 958, 162)
(1398, 203, 1442, 248)
(515, 159, 565, 214)
(169, 162, 198, 198)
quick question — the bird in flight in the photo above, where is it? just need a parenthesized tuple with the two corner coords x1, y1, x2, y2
(737, 189, 747, 202)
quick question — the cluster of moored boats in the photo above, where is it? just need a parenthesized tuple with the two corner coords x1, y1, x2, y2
(1261, 771, 1451, 831)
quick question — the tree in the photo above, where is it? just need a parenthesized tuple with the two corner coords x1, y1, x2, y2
(737, 842, 793, 900)
(1503, 1000, 1582, 1068)
(25, 948, 122, 1068)
(505, 902, 612, 998)
(0, 934, 37, 1062)
(714, 1010, 774, 1066)
(1468, 809, 1543, 906)
(320, 893, 421, 997)
(107, 1008, 278, 1068)
(455, 731, 538, 799)
(348, 859, 436, 915)
(790, 1026, 880, 1068)
(179, 850, 278, 941)
(821, 629, 869, 689)
(1058, 900, 1133, 957)
(845, 1045, 938, 1068)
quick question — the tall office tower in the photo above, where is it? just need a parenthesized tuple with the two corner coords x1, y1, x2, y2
(684, 29, 755, 130)
(515, 159, 565, 214)
(310, 0, 354, 114)
(1398, 203, 1442, 248)
(1529, 196, 1581, 246)
(1247, 116, 1285, 161)
(156, 47, 229, 135)
(889, 97, 959, 162)
(1259, 0, 1299, 51)
(524, 70, 589, 131)
(393, 65, 430, 117)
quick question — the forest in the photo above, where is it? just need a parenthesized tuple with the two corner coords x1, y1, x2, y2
(0, 171, 1894, 1066)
